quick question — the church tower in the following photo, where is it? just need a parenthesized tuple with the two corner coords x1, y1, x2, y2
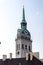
(15, 7, 32, 58)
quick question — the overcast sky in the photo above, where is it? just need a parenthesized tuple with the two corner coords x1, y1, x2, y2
(0, 0, 43, 59)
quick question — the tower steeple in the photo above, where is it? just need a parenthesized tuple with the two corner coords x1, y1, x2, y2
(15, 7, 32, 58)
(21, 6, 27, 29)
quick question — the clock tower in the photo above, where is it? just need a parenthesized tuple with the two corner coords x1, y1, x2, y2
(15, 7, 32, 58)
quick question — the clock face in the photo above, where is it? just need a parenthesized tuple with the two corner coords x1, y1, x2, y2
(24, 30, 28, 34)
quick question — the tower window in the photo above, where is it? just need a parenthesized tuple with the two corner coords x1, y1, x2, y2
(17, 51, 20, 55)
(22, 44, 24, 49)
(25, 45, 27, 50)
(17, 44, 20, 50)
(29, 46, 31, 52)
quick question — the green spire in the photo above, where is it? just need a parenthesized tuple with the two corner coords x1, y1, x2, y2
(17, 7, 31, 37)
(21, 6, 27, 29)
(22, 6, 25, 21)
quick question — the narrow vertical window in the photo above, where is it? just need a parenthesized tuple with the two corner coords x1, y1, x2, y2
(17, 44, 18, 50)
(22, 44, 24, 49)
(17, 44, 20, 50)
(19, 44, 20, 49)
(29, 46, 31, 52)
(25, 45, 27, 50)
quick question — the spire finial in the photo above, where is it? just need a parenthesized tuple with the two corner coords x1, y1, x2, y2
(23, 6, 25, 21)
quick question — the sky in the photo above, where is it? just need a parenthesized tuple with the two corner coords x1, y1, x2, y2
(0, 0, 43, 59)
